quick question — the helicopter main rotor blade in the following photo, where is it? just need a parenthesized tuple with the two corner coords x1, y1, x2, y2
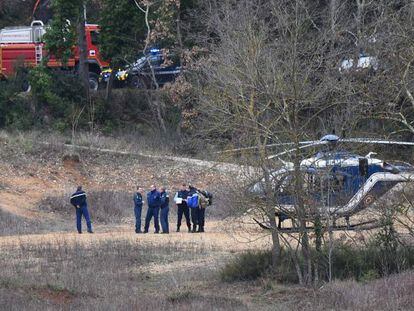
(267, 141, 327, 159)
(340, 138, 414, 146)
(217, 140, 320, 154)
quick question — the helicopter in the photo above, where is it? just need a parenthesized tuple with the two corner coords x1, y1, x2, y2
(231, 134, 414, 233)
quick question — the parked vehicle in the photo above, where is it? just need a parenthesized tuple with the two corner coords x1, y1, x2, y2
(339, 53, 379, 73)
(0, 20, 109, 91)
(100, 48, 181, 89)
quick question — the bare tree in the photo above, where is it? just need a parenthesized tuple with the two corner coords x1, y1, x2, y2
(194, 0, 369, 285)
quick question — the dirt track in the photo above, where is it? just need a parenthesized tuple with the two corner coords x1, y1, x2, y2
(0, 221, 271, 250)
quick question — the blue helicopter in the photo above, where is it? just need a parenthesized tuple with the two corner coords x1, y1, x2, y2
(244, 134, 414, 232)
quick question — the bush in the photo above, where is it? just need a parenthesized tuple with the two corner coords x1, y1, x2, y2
(167, 289, 195, 303)
(220, 250, 273, 282)
(0, 75, 34, 130)
(1, 65, 183, 136)
(221, 241, 414, 284)
(29, 66, 86, 128)
(329, 241, 414, 281)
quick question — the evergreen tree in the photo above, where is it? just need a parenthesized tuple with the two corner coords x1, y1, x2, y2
(43, 0, 89, 94)
(99, 0, 146, 69)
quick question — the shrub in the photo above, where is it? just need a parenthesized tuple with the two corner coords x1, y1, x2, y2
(0, 75, 34, 130)
(29, 66, 86, 128)
(221, 241, 414, 284)
(220, 250, 273, 282)
(167, 289, 195, 303)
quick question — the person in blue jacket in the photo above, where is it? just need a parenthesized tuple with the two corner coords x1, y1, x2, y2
(70, 186, 93, 234)
(160, 187, 170, 234)
(144, 184, 161, 233)
(133, 186, 144, 233)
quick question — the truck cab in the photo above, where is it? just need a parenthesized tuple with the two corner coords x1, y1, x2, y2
(84, 24, 109, 90)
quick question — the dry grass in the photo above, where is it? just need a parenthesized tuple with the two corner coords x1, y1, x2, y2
(317, 271, 414, 311)
(39, 190, 133, 223)
(0, 130, 180, 158)
(1, 231, 413, 310)
(0, 209, 42, 236)
(0, 234, 247, 310)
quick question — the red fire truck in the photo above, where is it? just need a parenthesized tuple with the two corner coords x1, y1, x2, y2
(0, 20, 109, 91)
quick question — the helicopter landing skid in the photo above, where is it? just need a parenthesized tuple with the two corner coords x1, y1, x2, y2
(253, 218, 380, 233)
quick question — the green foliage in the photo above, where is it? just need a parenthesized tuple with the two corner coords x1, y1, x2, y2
(150, 1, 180, 49)
(29, 66, 60, 106)
(0, 0, 33, 29)
(0, 73, 34, 130)
(29, 66, 86, 129)
(99, 0, 146, 68)
(43, 0, 84, 64)
(328, 241, 414, 281)
(0, 70, 178, 133)
(221, 250, 273, 282)
(99, 0, 197, 67)
(221, 238, 414, 284)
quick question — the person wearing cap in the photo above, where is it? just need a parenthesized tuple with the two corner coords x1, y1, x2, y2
(133, 186, 144, 233)
(160, 187, 170, 234)
(174, 183, 191, 232)
(144, 184, 161, 233)
(70, 186, 93, 234)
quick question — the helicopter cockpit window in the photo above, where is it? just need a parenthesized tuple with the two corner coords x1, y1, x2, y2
(306, 170, 347, 195)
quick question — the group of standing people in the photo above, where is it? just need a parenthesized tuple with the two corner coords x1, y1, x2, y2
(134, 183, 209, 234)
(70, 183, 211, 234)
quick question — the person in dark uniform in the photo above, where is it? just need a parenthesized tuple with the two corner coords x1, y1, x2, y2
(70, 186, 93, 234)
(160, 187, 170, 234)
(144, 184, 161, 233)
(174, 183, 191, 232)
(133, 186, 144, 233)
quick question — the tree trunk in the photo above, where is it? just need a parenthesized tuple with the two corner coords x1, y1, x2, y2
(105, 70, 115, 101)
(77, 3, 90, 99)
(268, 213, 281, 268)
(314, 214, 322, 285)
(329, 0, 337, 34)
(356, 0, 365, 40)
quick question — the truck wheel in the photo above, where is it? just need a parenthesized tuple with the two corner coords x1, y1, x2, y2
(89, 73, 99, 91)
(130, 76, 147, 89)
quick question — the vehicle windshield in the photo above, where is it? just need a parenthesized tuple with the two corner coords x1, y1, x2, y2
(132, 56, 147, 69)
